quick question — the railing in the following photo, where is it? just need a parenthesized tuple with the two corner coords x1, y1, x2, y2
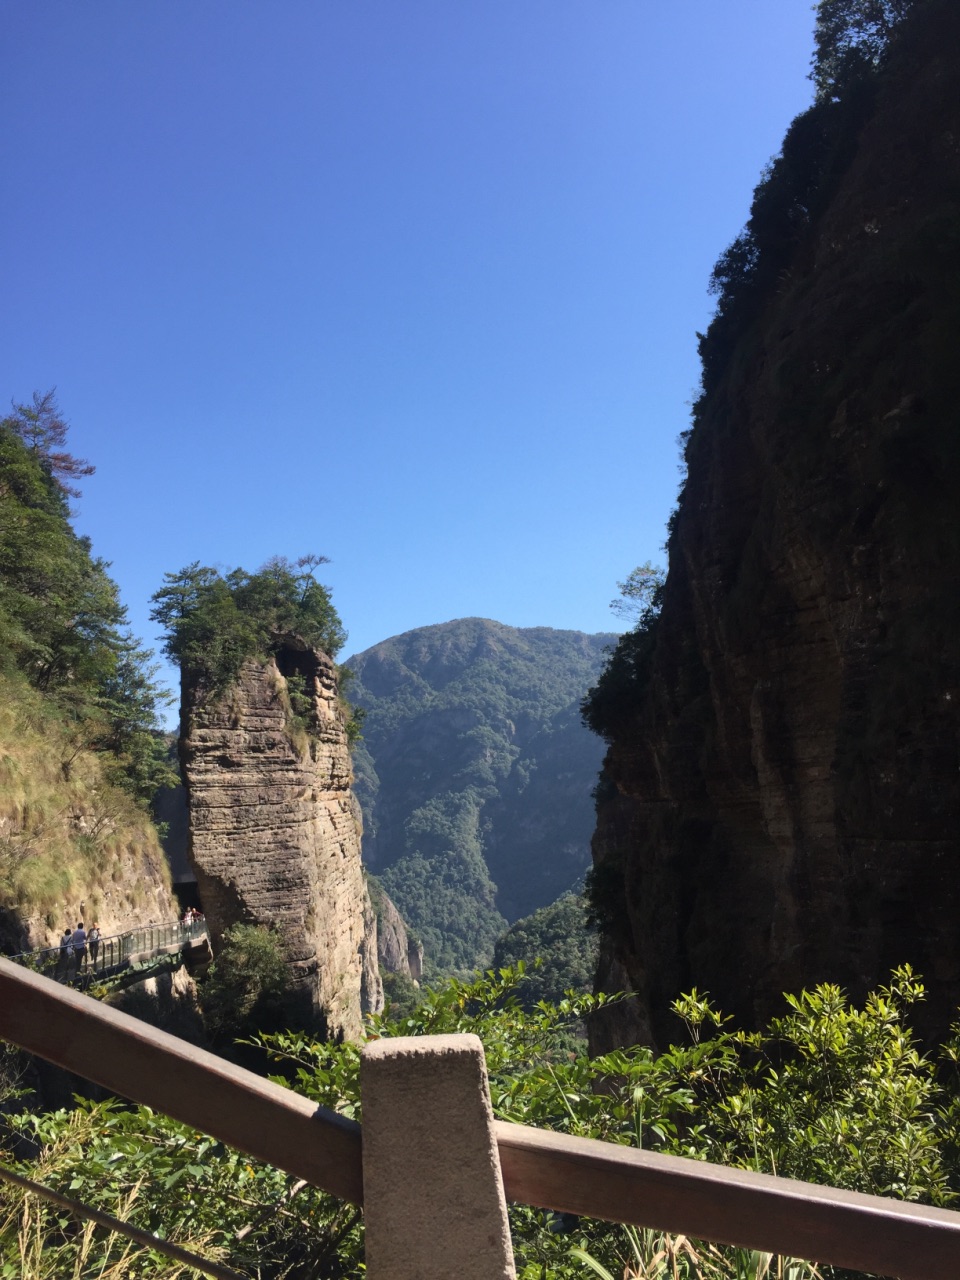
(4, 917, 208, 983)
(2, 957, 960, 1280)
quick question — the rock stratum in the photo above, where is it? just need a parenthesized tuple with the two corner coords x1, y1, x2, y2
(590, 0, 960, 1049)
(180, 641, 377, 1039)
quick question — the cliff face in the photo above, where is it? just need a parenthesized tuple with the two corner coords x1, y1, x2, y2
(0, 675, 177, 957)
(592, 2, 960, 1048)
(368, 877, 424, 981)
(181, 640, 371, 1040)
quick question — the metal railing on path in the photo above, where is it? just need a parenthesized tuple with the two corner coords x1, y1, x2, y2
(2, 957, 960, 1280)
(4, 917, 208, 984)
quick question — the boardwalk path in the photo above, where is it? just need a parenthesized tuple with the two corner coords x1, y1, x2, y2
(5, 918, 209, 985)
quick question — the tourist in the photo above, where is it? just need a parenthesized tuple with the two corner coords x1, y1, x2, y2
(71, 921, 87, 973)
(56, 927, 72, 981)
(88, 922, 101, 970)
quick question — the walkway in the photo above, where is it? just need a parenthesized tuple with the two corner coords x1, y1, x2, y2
(4, 917, 209, 984)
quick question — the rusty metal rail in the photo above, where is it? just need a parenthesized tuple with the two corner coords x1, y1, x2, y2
(3, 958, 960, 1278)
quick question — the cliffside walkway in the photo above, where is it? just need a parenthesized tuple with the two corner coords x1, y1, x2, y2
(4, 958, 960, 1280)
(4, 917, 209, 984)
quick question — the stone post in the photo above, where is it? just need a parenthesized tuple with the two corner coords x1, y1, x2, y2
(360, 1033, 516, 1280)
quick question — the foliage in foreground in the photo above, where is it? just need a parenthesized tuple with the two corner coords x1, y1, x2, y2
(5, 965, 960, 1278)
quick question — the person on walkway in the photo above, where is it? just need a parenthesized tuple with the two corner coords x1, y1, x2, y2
(87, 922, 101, 971)
(56, 928, 72, 981)
(71, 922, 87, 975)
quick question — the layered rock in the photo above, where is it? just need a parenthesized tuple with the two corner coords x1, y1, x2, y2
(181, 640, 372, 1040)
(368, 878, 424, 982)
(591, 2, 960, 1048)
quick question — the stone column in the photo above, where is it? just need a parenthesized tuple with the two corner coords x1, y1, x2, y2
(360, 1033, 516, 1280)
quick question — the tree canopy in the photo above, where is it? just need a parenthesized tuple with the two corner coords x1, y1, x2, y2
(0, 395, 174, 805)
(813, 0, 919, 102)
(151, 554, 346, 692)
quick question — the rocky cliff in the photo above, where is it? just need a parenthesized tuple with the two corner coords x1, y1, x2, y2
(367, 875, 423, 981)
(0, 675, 177, 958)
(180, 640, 375, 1039)
(589, 0, 960, 1048)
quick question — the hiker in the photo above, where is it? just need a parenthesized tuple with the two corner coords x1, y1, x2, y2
(71, 921, 88, 973)
(88, 922, 101, 970)
(56, 927, 72, 981)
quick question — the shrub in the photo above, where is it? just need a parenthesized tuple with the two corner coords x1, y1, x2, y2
(200, 923, 291, 1041)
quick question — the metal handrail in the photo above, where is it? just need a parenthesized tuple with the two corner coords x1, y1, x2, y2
(4, 917, 208, 982)
(3, 959, 960, 1278)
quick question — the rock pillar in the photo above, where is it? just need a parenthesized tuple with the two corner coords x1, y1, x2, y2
(181, 640, 369, 1040)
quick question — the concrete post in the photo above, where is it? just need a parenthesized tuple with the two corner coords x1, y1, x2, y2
(360, 1033, 516, 1280)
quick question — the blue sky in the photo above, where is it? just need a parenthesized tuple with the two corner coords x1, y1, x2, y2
(2, 1, 816, 713)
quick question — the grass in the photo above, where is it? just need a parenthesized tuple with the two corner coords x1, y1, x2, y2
(0, 1107, 229, 1279)
(0, 672, 171, 944)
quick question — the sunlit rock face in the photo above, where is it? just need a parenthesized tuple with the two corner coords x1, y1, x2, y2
(590, 1, 960, 1050)
(180, 641, 370, 1040)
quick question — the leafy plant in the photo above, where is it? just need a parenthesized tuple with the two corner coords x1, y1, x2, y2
(5, 965, 960, 1279)
(151, 554, 346, 696)
(200, 922, 292, 1042)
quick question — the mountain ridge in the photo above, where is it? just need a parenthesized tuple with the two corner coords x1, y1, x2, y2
(344, 617, 616, 971)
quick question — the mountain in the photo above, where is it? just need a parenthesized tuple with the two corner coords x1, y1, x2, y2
(585, 0, 960, 1049)
(344, 618, 615, 973)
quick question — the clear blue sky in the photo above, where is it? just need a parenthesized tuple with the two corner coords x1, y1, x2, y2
(2, 1, 816, 715)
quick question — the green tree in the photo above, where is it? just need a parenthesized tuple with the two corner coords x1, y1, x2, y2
(582, 564, 663, 744)
(200, 922, 292, 1042)
(0, 400, 173, 804)
(609, 562, 665, 628)
(812, 0, 919, 102)
(151, 555, 346, 693)
(493, 893, 598, 1007)
(4, 388, 95, 498)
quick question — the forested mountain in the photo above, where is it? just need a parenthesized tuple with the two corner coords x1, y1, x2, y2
(0, 394, 176, 951)
(585, 0, 960, 1049)
(344, 619, 614, 973)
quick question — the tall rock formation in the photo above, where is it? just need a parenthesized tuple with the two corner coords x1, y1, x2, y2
(589, 0, 960, 1049)
(181, 639, 374, 1040)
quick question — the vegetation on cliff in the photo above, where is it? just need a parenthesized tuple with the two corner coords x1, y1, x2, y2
(0, 393, 174, 940)
(345, 618, 614, 974)
(584, 0, 924, 750)
(151, 554, 346, 698)
(0, 393, 174, 806)
(492, 892, 598, 1007)
(6, 964, 960, 1278)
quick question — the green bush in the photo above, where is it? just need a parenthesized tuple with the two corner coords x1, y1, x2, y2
(200, 922, 292, 1041)
(4, 965, 960, 1279)
(151, 554, 346, 694)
